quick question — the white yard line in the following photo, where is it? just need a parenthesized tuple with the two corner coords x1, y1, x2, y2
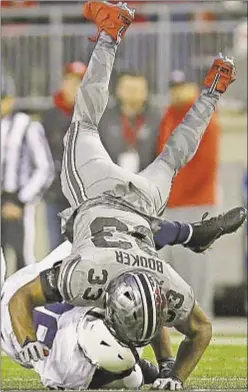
(190, 377, 247, 381)
(170, 336, 247, 346)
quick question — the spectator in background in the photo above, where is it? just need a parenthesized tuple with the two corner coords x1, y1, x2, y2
(243, 172, 247, 314)
(99, 71, 161, 174)
(1, 1, 37, 7)
(1, 74, 54, 275)
(157, 70, 222, 317)
(42, 62, 87, 252)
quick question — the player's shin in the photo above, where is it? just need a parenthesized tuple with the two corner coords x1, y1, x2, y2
(72, 32, 118, 126)
(159, 90, 221, 174)
(1, 248, 7, 286)
(72, 1, 135, 126)
(159, 53, 236, 174)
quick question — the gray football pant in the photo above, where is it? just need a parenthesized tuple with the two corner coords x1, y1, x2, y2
(61, 32, 220, 215)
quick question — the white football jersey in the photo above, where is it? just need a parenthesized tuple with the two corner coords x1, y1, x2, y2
(32, 305, 97, 389)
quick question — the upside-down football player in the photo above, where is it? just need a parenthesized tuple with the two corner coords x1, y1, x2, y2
(3, 2, 247, 391)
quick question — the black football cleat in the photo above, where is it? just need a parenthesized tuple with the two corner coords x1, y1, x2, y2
(139, 359, 159, 384)
(185, 207, 247, 253)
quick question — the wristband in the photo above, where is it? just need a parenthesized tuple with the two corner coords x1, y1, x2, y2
(21, 337, 36, 348)
(158, 356, 175, 365)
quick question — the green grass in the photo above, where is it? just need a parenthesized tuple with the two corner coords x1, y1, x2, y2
(1, 339, 247, 391)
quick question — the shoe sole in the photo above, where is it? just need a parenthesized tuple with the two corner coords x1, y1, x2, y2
(221, 207, 247, 235)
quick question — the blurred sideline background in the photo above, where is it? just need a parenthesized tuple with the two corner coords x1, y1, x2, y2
(1, 0, 247, 317)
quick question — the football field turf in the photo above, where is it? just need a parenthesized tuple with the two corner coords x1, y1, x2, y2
(2, 335, 247, 391)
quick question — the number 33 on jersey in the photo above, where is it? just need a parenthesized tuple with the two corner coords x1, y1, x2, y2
(58, 215, 195, 329)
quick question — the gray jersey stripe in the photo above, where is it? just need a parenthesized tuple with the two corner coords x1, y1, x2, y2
(71, 122, 87, 200)
(63, 137, 77, 205)
(59, 255, 81, 301)
(63, 123, 79, 205)
(66, 122, 87, 206)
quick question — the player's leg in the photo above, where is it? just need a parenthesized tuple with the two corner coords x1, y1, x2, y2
(61, 2, 135, 209)
(1, 266, 31, 366)
(1, 219, 8, 279)
(140, 91, 221, 215)
(2, 218, 25, 273)
(1, 248, 7, 287)
(139, 54, 236, 215)
(23, 204, 36, 265)
(11, 218, 26, 271)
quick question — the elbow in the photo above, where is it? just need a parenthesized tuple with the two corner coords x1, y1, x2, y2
(197, 318, 212, 346)
(41, 164, 55, 186)
(45, 162, 55, 178)
(49, 162, 55, 183)
(48, 167, 55, 185)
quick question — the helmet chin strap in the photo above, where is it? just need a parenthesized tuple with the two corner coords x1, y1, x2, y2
(89, 309, 141, 364)
(127, 342, 140, 364)
(87, 308, 105, 320)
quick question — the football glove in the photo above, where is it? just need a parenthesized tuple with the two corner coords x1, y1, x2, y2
(158, 357, 176, 378)
(19, 340, 49, 363)
(153, 376, 183, 390)
(204, 53, 236, 94)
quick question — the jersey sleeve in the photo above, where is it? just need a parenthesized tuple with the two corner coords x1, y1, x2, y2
(32, 308, 97, 390)
(161, 263, 195, 328)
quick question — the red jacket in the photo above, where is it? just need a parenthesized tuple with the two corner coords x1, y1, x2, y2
(158, 98, 221, 208)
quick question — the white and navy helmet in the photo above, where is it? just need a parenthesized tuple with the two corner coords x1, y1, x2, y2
(77, 312, 139, 374)
(105, 271, 167, 347)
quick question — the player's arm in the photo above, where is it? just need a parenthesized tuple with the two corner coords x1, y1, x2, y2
(9, 275, 48, 345)
(153, 303, 212, 390)
(8, 267, 62, 361)
(151, 327, 176, 379)
(172, 303, 211, 381)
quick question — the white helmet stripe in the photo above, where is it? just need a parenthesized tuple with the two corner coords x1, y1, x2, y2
(142, 273, 157, 338)
(138, 273, 156, 342)
(132, 274, 149, 341)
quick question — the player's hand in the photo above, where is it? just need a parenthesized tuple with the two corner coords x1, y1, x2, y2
(19, 341, 49, 363)
(204, 53, 236, 94)
(158, 357, 176, 378)
(2, 202, 23, 220)
(153, 376, 183, 390)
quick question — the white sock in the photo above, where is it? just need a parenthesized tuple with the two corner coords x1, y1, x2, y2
(183, 224, 193, 244)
